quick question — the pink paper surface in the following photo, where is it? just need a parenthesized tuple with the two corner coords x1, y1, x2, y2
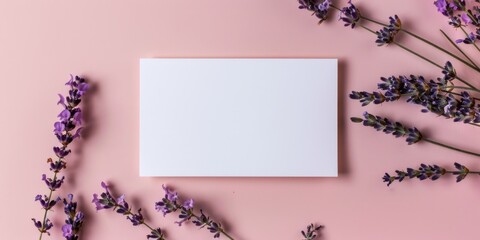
(2, 0, 480, 239)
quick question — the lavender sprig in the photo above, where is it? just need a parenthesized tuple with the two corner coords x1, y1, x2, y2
(434, 0, 480, 52)
(92, 182, 166, 240)
(383, 162, 480, 186)
(62, 194, 84, 240)
(299, 1, 480, 76)
(34, 75, 88, 239)
(155, 185, 234, 240)
(298, 0, 332, 24)
(301, 223, 323, 240)
(351, 112, 480, 157)
(349, 65, 480, 124)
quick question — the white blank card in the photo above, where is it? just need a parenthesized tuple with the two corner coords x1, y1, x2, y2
(140, 58, 337, 177)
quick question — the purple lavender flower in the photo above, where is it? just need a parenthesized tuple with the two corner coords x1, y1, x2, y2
(350, 67, 480, 124)
(461, 13, 472, 24)
(301, 223, 323, 240)
(72, 110, 82, 125)
(53, 146, 71, 158)
(91, 182, 120, 211)
(450, 0, 466, 11)
(375, 27, 397, 46)
(298, 0, 332, 24)
(58, 94, 67, 107)
(62, 194, 84, 240)
(442, 61, 457, 81)
(388, 15, 402, 32)
(155, 185, 234, 239)
(183, 199, 194, 210)
(351, 112, 422, 145)
(58, 109, 71, 122)
(32, 218, 53, 235)
(127, 209, 145, 226)
(42, 174, 65, 191)
(375, 15, 402, 46)
(456, 32, 478, 44)
(35, 75, 89, 240)
(340, 1, 360, 28)
(163, 184, 178, 202)
(92, 182, 166, 240)
(35, 194, 61, 210)
(434, 0, 454, 16)
(449, 15, 462, 27)
(92, 194, 105, 211)
(147, 228, 165, 240)
(383, 162, 479, 186)
(54, 122, 66, 134)
(62, 224, 73, 238)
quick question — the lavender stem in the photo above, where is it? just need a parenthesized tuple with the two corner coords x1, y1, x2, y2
(38, 172, 57, 240)
(359, 24, 477, 88)
(423, 138, 480, 157)
(460, 26, 480, 53)
(439, 29, 479, 69)
(357, 10, 480, 73)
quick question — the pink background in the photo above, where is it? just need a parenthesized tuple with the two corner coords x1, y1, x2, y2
(2, 0, 480, 239)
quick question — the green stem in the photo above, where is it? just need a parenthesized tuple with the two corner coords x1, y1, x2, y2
(439, 29, 479, 69)
(402, 28, 480, 71)
(360, 15, 388, 27)
(424, 138, 480, 157)
(445, 170, 480, 174)
(392, 41, 477, 89)
(443, 85, 480, 93)
(359, 25, 477, 88)
(38, 172, 57, 240)
(358, 14, 480, 72)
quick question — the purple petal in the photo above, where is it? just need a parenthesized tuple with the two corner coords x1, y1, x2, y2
(67, 193, 73, 202)
(53, 122, 65, 134)
(57, 94, 66, 107)
(101, 181, 108, 191)
(62, 224, 73, 238)
(183, 199, 194, 210)
(58, 109, 71, 122)
(92, 194, 103, 211)
(461, 13, 471, 24)
(73, 111, 82, 125)
(77, 82, 89, 96)
(116, 194, 125, 205)
(72, 127, 83, 139)
(65, 74, 74, 86)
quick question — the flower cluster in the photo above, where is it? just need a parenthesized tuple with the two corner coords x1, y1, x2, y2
(301, 223, 323, 240)
(375, 15, 402, 46)
(435, 0, 480, 43)
(299, 0, 480, 184)
(298, 0, 332, 24)
(92, 182, 166, 240)
(383, 162, 478, 186)
(339, 1, 360, 28)
(155, 185, 233, 239)
(350, 63, 480, 124)
(33, 75, 88, 238)
(351, 112, 422, 145)
(62, 194, 84, 240)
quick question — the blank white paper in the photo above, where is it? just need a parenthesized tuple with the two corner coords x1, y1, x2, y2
(140, 58, 337, 177)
